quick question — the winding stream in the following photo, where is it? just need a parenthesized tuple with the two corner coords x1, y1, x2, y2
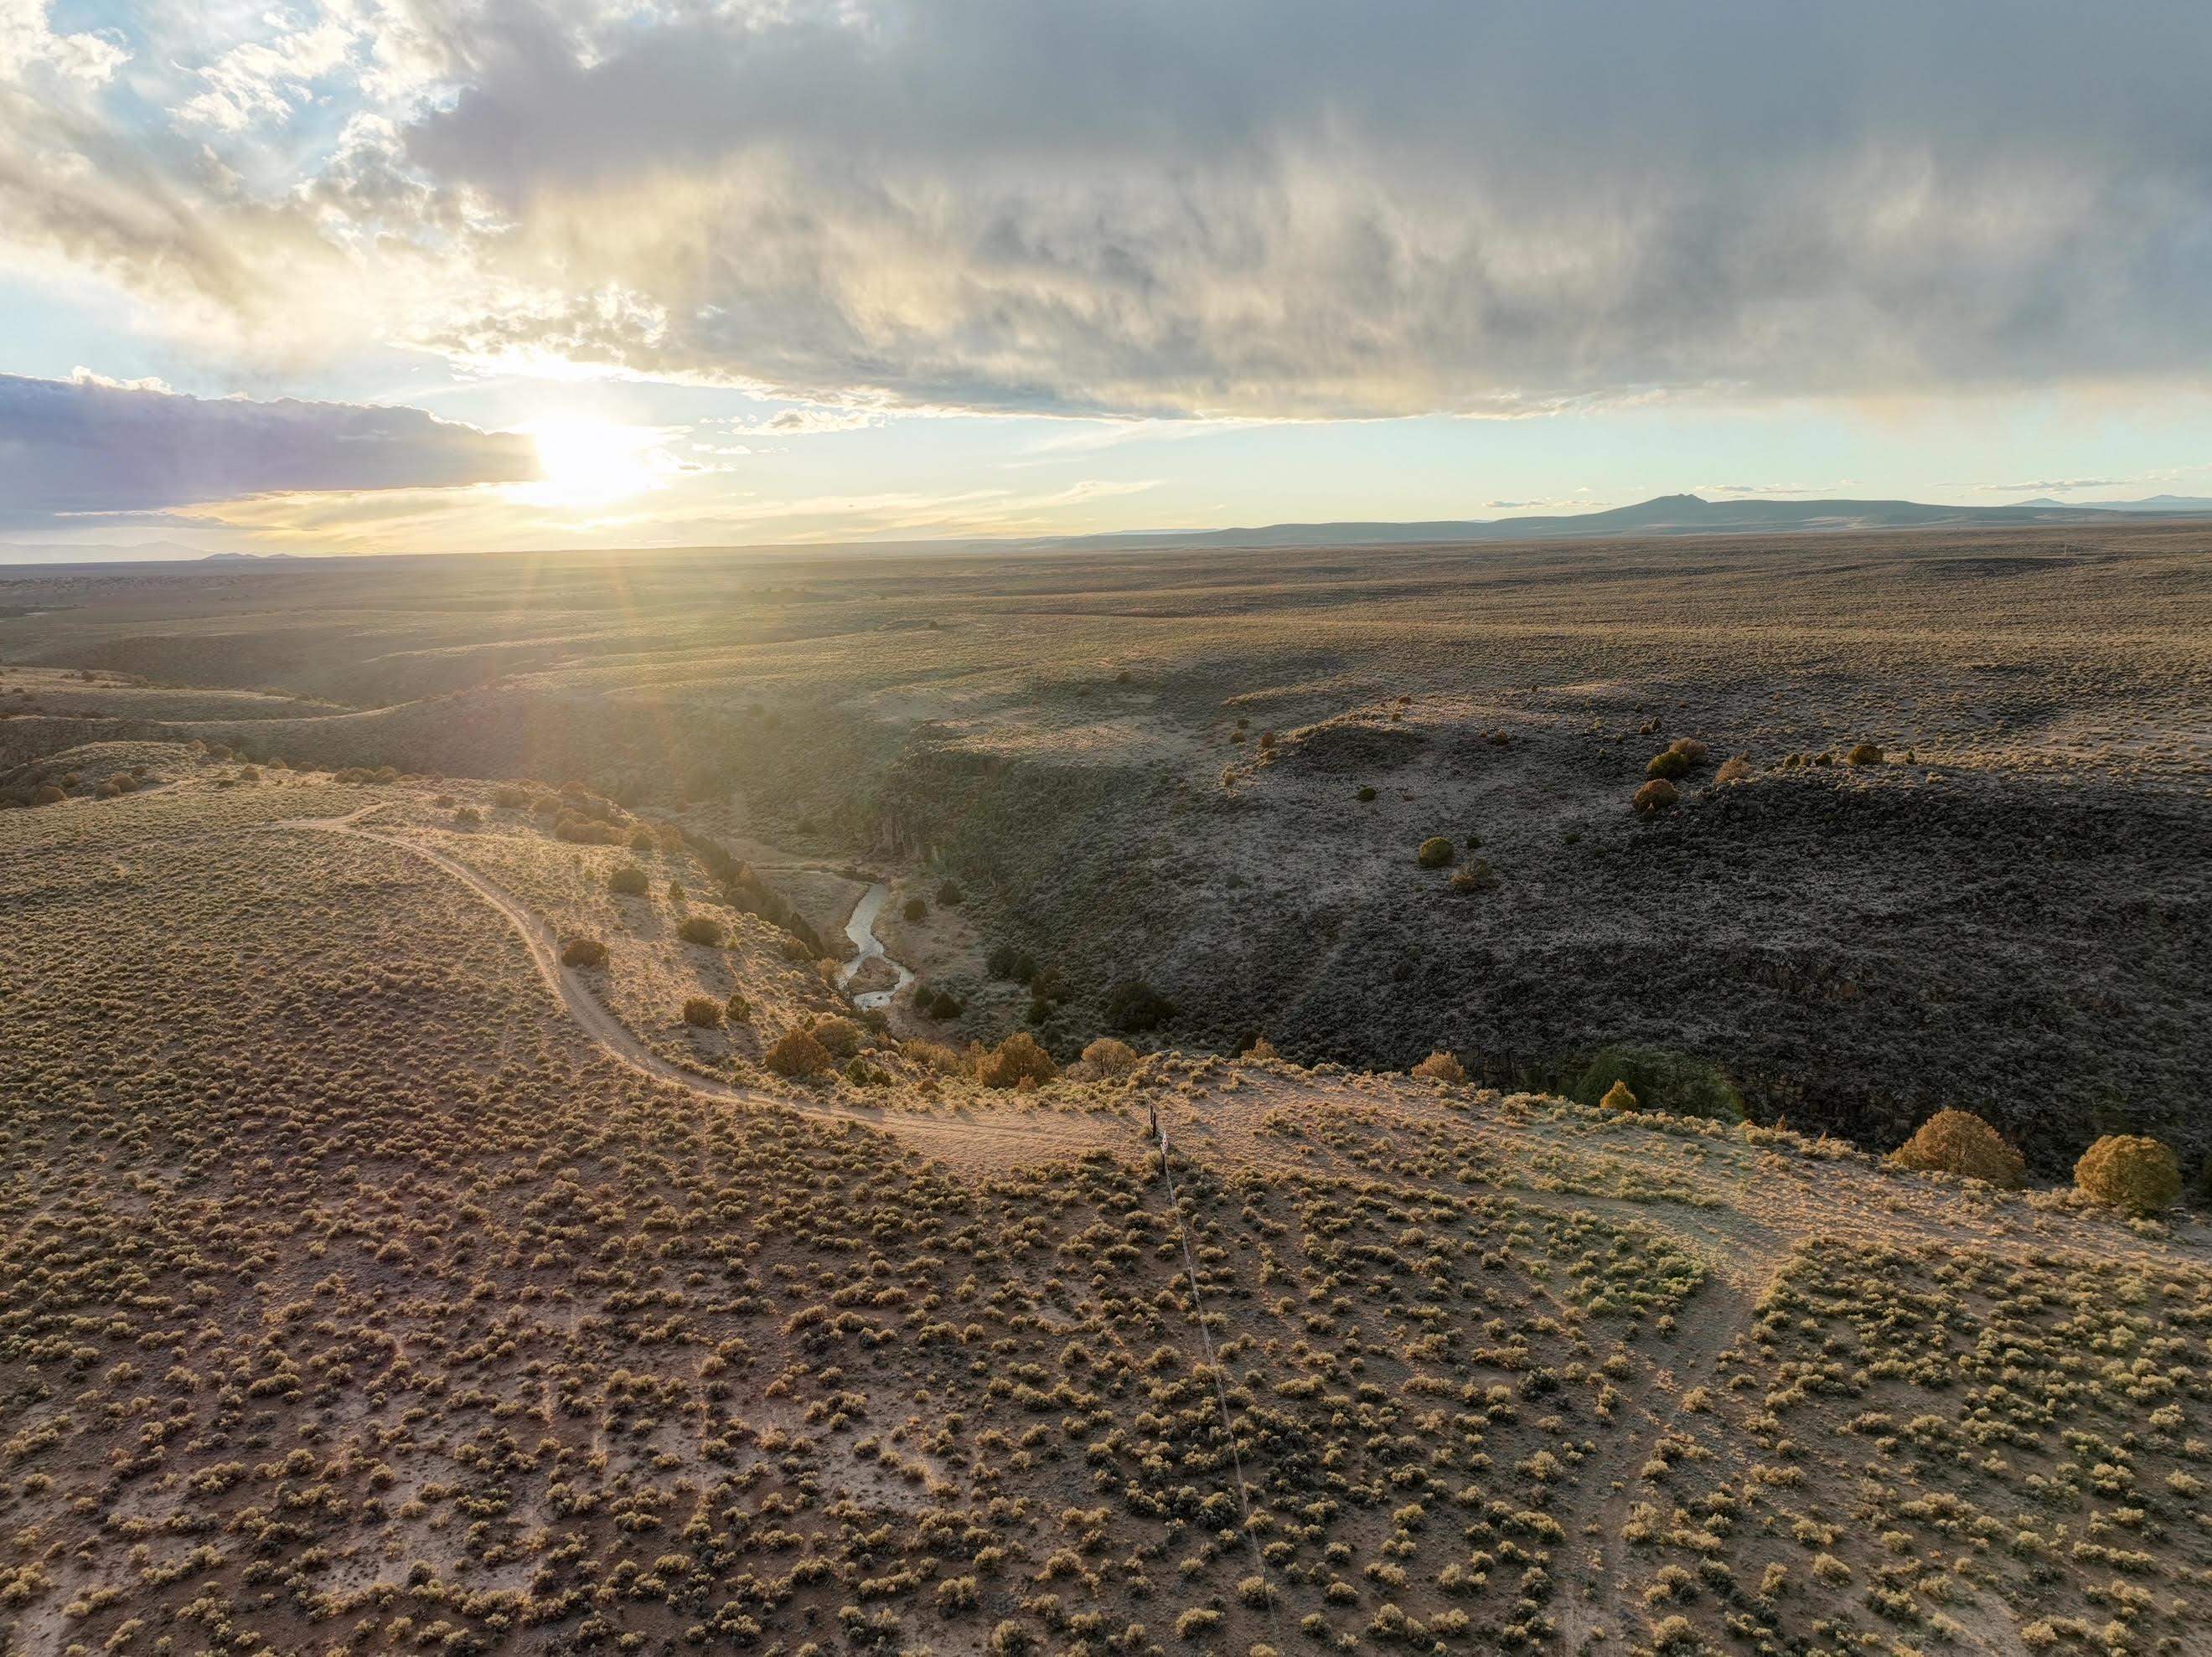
(837, 882, 917, 1010)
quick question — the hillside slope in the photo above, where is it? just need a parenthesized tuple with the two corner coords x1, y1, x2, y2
(4, 773, 2209, 1656)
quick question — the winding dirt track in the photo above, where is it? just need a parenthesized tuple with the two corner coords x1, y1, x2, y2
(271, 808, 1123, 1166)
(262, 807, 2212, 1271)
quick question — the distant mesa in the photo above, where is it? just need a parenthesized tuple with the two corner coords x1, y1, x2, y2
(1034, 491, 2212, 553)
(2011, 493, 2212, 513)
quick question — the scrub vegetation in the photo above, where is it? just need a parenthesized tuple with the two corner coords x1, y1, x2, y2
(1, 764, 2207, 1657)
(1, 528, 2208, 1654)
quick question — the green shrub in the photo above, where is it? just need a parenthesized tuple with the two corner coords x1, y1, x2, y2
(609, 866, 650, 896)
(2074, 1135, 2181, 1214)
(493, 784, 530, 808)
(903, 896, 928, 922)
(1357, 785, 1378, 803)
(453, 805, 480, 826)
(928, 989, 963, 1019)
(1631, 778, 1679, 814)
(1572, 1046, 1743, 1122)
(765, 1030, 834, 1077)
(32, 784, 65, 806)
(1890, 1109, 2025, 1187)
(1668, 737, 1709, 762)
(682, 997, 724, 1029)
(1416, 836, 1455, 869)
(676, 915, 725, 947)
(1104, 978, 1176, 1034)
(1848, 741, 1885, 766)
(561, 937, 608, 968)
(937, 880, 965, 906)
(1646, 749, 1692, 780)
(987, 943, 1039, 982)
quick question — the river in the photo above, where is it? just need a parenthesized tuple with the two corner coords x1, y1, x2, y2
(836, 882, 917, 1011)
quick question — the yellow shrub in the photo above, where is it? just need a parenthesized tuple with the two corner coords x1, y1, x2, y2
(1890, 1109, 2026, 1188)
(980, 1031, 1057, 1089)
(2074, 1135, 2181, 1215)
(1410, 1050, 1465, 1084)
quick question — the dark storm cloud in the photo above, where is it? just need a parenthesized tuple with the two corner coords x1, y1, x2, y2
(8, 0, 2212, 418)
(379, 0, 2212, 416)
(0, 374, 539, 524)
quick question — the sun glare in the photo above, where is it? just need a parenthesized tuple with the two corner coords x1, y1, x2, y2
(521, 417, 666, 508)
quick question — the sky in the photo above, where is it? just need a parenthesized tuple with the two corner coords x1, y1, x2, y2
(3, 0, 2212, 558)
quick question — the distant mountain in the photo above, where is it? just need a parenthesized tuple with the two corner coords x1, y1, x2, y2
(0, 540, 204, 565)
(2090, 494, 2212, 513)
(202, 550, 302, 561)
(1039, 492, 2212, 551)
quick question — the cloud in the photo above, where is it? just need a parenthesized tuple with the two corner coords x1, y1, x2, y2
(0, 372, 539, 526)
(1972, 464, 2212, 494)
(8, 2, 2212, 418)
(0, 0, 127, 85)
(1696, 480, 1858, 497)
(713, 407, 885, 436)
(174, 9, 361, 132)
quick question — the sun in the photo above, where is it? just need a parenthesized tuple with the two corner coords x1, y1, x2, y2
(520, 416, 665, 508)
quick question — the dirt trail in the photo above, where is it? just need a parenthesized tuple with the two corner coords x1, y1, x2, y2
(268, 808, 1119, 1168)
(262, 806, 2209, 1277)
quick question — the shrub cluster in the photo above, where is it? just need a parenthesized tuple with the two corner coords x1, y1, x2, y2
(1104, 978, 1176, 1034)
(986, 943, 1039, 983)
(812, 1017, 863, 1060)
(1572, 1046, 1743, 1122)
(561, 937, 609, 968)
